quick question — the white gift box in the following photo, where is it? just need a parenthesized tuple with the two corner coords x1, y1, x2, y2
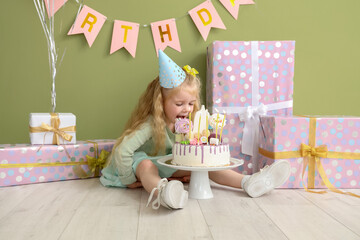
(29, 113, 76, 145)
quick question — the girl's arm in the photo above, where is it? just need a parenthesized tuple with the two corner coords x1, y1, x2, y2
(112, 121, 152, 185)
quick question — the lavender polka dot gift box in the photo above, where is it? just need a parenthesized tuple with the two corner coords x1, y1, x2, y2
(206, 41, 295, 174)
(258, 116, 360, 189)
(0, 139, 115, 187)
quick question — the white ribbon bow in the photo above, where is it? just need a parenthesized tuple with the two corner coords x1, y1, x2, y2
(239, 103, 268, 156)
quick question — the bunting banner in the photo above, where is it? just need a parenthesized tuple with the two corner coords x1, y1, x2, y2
(110, 20, 140, 58)
(219, 0, 255, 20)
(188, 0, 226, 41)
(44, 0, 68, 17)
(40, 0, 255, 57)
(151, 19, 182, 57)
(67, 5, 107, 47)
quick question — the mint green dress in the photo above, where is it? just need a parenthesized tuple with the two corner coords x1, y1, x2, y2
(100, 119, 177, 187)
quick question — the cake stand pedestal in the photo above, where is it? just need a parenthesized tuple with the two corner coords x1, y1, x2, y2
(157, 156, 244, 199)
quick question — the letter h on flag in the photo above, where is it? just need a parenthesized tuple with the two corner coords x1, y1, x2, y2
(151, 19, 182, 57)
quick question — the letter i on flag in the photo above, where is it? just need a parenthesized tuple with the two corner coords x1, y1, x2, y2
(219, 0, 255, 20)
(110, 20, 140, 58)
(67, 5, 107, 47)
(44, 0, 68, 17)
(151, 19, 181, 57)
(188, 0, 226, 41)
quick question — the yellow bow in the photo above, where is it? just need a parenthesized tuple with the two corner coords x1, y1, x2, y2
(300, 143, 328, 158)
(39, 122, 73, 143)
(183, 65, 199, 77)
(86, 150, 110, 175)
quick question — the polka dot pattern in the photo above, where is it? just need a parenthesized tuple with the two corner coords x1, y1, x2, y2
(259, 116, 360, 188)
(0, 140, 115, 187)
(207, 41, 295, 174)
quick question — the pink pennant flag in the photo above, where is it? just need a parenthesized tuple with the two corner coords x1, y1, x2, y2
(110, 20, 139, 58)
(44, 0, 68, 17)
(67, 5, 107, 47)
(151, 19, 181, 57)
(219, 0, 255, 20)
(188, 0, 226, 41)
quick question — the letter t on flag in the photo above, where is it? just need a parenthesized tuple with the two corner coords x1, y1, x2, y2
(110, 20, 139, 58)
(189, 0, 226, 41)
(151, 19, 181, 57)
(219, 0, 255, 20)
(67, 5, 107, 47)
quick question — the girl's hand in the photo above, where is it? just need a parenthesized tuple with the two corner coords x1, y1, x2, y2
(127, 181, 143, 189)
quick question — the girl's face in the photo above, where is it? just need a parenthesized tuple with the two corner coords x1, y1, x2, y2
(163, 88, 197, 130)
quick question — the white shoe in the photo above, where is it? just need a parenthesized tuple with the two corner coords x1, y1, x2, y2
(243, 160, 290, 198)
(146, 178, 188, 210)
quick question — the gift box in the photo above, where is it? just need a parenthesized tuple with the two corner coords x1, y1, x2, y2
(0, 139, 115, 187)
(258, 116, 360, 189)
(206, 41, 295, 174)
(29, 113, 76, 145)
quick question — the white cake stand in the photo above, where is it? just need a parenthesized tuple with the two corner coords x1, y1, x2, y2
(157, 156, 244, 200)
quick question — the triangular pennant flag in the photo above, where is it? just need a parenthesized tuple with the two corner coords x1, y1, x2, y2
(44, 0, 68, 17)
(67, 5, 107, 47)
(151, 19, 181, 57)
(188, 0, 226, 41)
(110, 20, 140, 58)
(219, 0, 255, 20)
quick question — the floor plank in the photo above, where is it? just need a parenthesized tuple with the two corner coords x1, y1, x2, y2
(59, 180, 142, 240)
(199, 182, 288, 240)
(0, 179, 95, 240)
(254, 189, 360, 240)
(298, 189, 360, 236)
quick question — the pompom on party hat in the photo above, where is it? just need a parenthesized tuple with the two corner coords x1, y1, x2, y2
(158, 49, 186, 88)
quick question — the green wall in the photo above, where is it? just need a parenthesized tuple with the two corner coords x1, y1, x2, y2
(1, 0, 359, 144)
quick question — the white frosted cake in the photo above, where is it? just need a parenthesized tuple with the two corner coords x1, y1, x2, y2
(172, 143, 230, 167)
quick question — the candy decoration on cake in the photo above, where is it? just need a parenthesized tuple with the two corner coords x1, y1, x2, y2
(175, 118, 191, 142)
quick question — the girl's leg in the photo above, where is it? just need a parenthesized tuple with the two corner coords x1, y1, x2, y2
(135, 159, 161, 194)
(209, 170, 244, 189)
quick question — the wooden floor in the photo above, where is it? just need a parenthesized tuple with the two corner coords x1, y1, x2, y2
(0, 178, 359, 240)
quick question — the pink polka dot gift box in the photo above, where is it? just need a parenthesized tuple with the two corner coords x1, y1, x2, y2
(0, 139, 115, 187)
(258, 116, 360, 189)
(206, 41, 295, 174)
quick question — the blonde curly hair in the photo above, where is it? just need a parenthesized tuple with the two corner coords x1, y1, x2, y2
(108, 71, 201, 163)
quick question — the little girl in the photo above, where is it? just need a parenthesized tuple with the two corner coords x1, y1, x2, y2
(100, 50, 290, 210)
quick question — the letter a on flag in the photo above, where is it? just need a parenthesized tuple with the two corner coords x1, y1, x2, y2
(188, 0, 226, 41)
(219, 0, 255, 20)
(151, 19, 181, 57)
(67, 5, 107, 47)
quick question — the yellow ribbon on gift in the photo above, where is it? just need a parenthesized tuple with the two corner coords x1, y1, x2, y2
(29, 113, 76, 145)
(183, 65, 199, 77)
(73, 141, 110, 178)
(259, 117, 360, 198)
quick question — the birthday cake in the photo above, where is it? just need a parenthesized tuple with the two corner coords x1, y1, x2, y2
(172, 105, 230, 167)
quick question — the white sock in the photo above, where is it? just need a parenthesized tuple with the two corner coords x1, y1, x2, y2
(241, 175, 251, 189)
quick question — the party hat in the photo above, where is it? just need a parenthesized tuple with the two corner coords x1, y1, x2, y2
(158, 50, 186, 88)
